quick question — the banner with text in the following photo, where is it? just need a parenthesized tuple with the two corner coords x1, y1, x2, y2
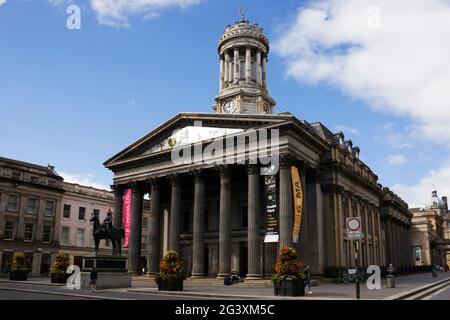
(291, 166, 303, 244)
(264, 174, 279, 243)
(122, 189, 132, 248)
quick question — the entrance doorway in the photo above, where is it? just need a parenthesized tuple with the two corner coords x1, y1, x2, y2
(239, 243, 248, 277)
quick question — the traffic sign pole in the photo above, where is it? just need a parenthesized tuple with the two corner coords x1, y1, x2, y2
(354, 240, 360, 300)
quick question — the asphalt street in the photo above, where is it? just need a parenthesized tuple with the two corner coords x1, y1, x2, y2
(428, 284, 450, 300)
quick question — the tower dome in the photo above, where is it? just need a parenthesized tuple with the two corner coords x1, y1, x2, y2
(214, 17, 276, 114)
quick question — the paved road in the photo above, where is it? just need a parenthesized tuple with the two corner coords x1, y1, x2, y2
(0, 281, 211, 300)
(428, 284, 450, 300)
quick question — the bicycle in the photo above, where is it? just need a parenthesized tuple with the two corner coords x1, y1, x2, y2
(342, 269, 366, 284)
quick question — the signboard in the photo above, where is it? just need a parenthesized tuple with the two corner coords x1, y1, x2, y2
(291, 166, 303, 244)
(346, 217, 362, 240)
(122, 189, 132, 248)
(264, 174, 279, 243)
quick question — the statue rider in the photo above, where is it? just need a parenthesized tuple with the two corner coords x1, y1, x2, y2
(103, 209, 113, 237)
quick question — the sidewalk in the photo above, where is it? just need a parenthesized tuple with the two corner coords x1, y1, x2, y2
(129, 272, 450, 300)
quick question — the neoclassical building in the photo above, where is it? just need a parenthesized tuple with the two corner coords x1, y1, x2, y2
(104, 18, 411, 277)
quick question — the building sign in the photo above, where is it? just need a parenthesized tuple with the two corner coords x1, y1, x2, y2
(122, 189, 132, 248)
(264, 174, 279, 243)
(346, 217, 362, 240)
(291, 166, 303, 244)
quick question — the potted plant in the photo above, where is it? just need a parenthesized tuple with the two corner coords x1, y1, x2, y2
(155, 251, 186, 291)
(9, 252, 30, 281)
(272, 247, 306, 296)
(50, 252, 70, 284)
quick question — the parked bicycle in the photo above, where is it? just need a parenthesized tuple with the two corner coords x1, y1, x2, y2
(342, 268, 367, 284)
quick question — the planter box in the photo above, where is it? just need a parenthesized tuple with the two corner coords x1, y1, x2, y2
(51, 273, 69, 284)
(9, 271, 28, 281)
(274, 279, 305, 297)
(158, 279, 184, 291)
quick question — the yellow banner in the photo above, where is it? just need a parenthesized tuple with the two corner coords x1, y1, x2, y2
(291, 166, 303, 244)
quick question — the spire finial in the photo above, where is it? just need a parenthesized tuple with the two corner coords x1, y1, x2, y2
(239, 6, 247, 21)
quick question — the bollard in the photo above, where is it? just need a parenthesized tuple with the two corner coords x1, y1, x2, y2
(386, 275, 396, 288)
(432, 269, 438, 278)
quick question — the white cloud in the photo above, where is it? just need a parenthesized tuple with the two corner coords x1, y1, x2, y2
(60, 171, 111, 191)
(392, 161, 450, 207)
(0, 0, 7, 6)
(90, 0, 202, 27)
(335, 125, 360, 136)
(275, 0, 450, 143)
(387, 154, 407, 166)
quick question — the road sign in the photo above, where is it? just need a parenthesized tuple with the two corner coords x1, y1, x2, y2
(346, 217, 362, 240)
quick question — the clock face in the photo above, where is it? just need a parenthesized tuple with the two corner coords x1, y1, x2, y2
(223, 100, 236, 113)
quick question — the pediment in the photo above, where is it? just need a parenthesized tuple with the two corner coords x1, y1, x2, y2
(104, 112, 292, 169)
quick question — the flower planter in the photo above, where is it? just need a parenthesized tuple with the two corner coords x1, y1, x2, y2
(9, 271, 28, 281)
(51, 273, 69, 284)
(158, 279, 184, 291)
(274, 279, 305, 297)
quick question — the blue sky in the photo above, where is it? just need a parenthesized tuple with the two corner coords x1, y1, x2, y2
(1, 0, 449, 207)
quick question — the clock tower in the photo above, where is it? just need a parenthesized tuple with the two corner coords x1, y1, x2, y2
(213, 16, 276, 114)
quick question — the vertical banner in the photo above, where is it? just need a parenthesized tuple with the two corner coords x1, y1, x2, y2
(264, 174, 279, 243)
(291, 166, 303, 244)
(122, 189, 132, 248)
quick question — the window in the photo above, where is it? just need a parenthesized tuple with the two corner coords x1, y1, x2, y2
(61, 227, 70, 245)
(7, 195, 19, 212)
(63, 204, 71, 218)
(26, 198, 38, 214)
(24, 223, 34, 241)
(4, 221, 16, 240)
(93, 209, 100, 217)
(43, 225, 52, 243)
(78, 207, 86, 220)
(12, 171, 21, 179)
(414, 246, 422, 262)
(76, 229, 85, 247)
(30, 176, 40, 184)
(44, 200, 55, 216)
(241, 205, 248, 229)
(182, 212, 191, 233)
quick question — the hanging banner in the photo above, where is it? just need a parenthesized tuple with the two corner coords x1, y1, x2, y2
(264, 174, 279, 243)
(291, 166, 303, 244)
(122, 189, 132, 248)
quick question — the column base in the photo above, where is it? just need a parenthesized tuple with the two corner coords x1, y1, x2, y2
(146, 272, 157, 277)
(216, 273, 229, 279)
(246, 274, 263, 280)
(191, 274, 207, 279)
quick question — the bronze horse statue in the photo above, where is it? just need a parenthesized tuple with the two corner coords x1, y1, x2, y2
(90, 214, 125, 256)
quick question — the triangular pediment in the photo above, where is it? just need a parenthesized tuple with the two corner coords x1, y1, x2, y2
(104, 112, 293, 169)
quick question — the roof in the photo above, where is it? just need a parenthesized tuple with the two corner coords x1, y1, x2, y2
(0, 156, 62, 179)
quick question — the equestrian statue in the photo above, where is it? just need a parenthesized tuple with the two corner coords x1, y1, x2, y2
(90, 210, 125, 256)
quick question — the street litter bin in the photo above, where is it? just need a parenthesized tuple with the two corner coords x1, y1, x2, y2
(224, 276, 231, 286)
(386, 275, 395, 288)
(432, 269, 438, 278)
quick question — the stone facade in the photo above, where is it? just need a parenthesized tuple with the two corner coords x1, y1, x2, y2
(409, 191, 450, 268)
(104, 18, 413, 277)
(0, 157, 63, 277)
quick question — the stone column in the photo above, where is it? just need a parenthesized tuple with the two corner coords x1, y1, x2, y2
(218, 166, 232, 278)
(0, 193, 7, 239)
(224, 51, 230, 87)
(245, 47, 252, 84)
(192, 171, 206, 277)
(35, 198, 44, 242)
(147, 179, 160, 276)
(234, 47, 240, 84)
(220, 55, 224, 91)
(169, 175, 182, 253)
(306, 171, 324, 274)
(17, 195, 27, 241)
(262, 55, 268, 90)
(128, 183, 143, 275)
(32, 251, 42, 277)
(279, 156, 293, 249)
(256, 50, 262, 86)
(247, 165, 262, 279)
(112, 185, 124, 229)
(336, 192, 344, 266)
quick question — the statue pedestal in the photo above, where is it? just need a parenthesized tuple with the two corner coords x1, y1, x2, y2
(80, 255, 131, 290)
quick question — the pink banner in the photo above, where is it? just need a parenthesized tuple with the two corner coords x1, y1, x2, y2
(122, 189, 132, 248)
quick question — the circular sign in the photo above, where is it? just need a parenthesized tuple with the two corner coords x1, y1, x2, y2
(347, 218, 361, 232)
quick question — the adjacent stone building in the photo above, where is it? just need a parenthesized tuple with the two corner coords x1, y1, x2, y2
(409, 191, 450, 268)
(104, 17, 412, 277)
(0, 157, 63, 276)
